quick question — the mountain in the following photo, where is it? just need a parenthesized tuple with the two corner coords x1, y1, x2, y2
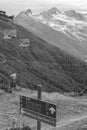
(65, 10, 86, 21)
(47, 7, 61, 14)
(0, 18, 87, 93)
(25, 9, 32, 15)
(39, 7, 63, 20)
(14, 7, 87, 61)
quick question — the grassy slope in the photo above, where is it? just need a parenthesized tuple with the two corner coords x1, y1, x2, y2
(0, 19, 87, 93)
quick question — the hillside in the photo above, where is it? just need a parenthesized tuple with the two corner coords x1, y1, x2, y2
(0, 19, 87, 93)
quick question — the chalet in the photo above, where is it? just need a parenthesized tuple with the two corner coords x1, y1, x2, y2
(19, 39, 30, 47)
(0, 10, 14, 21)
(3, 29, 17, 39)
(0, 10, 6, 15)
(8, 15, 14, 20)
(10, 73, 17, 89)
(10, 73, 17, 80)
(0, 10, 9, 21)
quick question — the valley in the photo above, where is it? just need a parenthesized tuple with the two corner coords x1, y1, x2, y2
(14, 7, 87, 61)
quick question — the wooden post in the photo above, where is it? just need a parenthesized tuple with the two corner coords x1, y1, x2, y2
(37, 84, 42, 130)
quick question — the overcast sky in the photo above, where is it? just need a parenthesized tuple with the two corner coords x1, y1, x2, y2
(0, 0, 87, 15)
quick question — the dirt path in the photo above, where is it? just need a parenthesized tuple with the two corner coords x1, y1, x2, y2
(43, 114, 87, 130)
(57, 115, 87, 128)
(1, 89, 87, 130)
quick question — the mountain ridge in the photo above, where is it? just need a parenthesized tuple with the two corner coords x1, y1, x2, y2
(14, 7, 87, 61)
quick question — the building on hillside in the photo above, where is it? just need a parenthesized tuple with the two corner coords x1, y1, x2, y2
(0, 10, 9, 22)
(3, 29, 17, 39)
(10, 73, 17, 89)
(19, 39, 30, 47)
(10, 73, 17, 80)
(8, 15, 14, 21)
(0, 10, 14, 21)
(0, 10, 6, 15)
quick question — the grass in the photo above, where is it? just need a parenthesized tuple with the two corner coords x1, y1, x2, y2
(0, 88, 87, 130)
(0, 19, 87, 93)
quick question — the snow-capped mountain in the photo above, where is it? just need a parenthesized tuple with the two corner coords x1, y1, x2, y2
(14, 7, 87, 61)
(65, 10, 86, 21)
(38, 7, 64, 20)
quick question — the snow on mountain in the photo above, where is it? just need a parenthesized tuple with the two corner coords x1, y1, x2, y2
(65, 10, 86, 21)
(35, 8, 87, 41)
(47, 7, 63, 15)
(14, 7, 87, 60)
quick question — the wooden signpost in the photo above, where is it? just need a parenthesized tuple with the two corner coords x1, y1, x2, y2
(37, 85, 41, 130)
(20, 85, 57, 129)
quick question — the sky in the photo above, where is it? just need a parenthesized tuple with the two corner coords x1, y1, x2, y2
(0, 0, 87, 15)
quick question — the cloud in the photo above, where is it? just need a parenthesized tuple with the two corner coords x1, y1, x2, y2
(0, 0, 87, 15)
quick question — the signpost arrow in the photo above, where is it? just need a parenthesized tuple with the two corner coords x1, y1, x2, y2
(49, 107, 55, 114)
(21, 108, 25, 115)
(20, 86, 57, 127)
